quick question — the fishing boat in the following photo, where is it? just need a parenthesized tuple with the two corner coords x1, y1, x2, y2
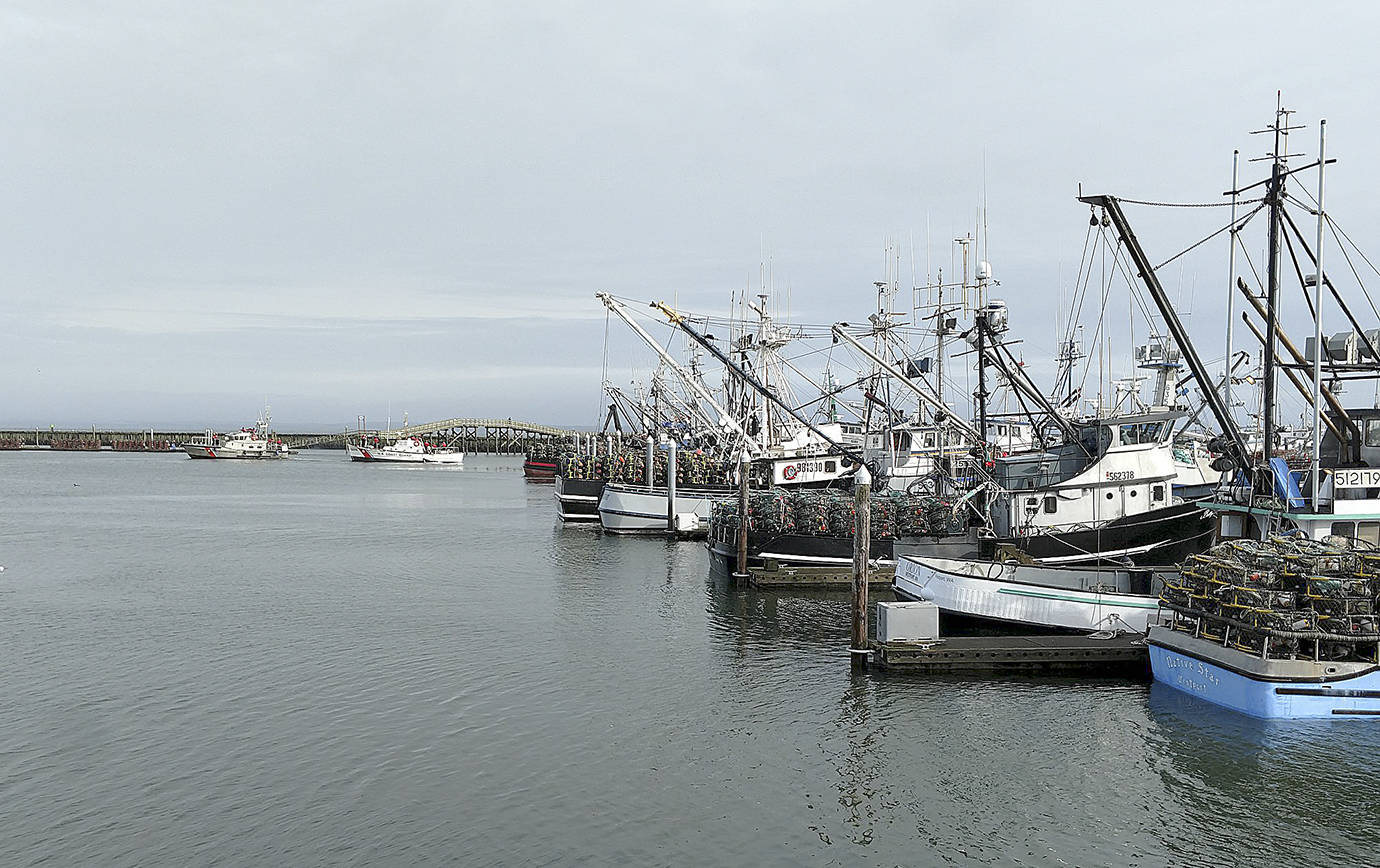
(346, 434, 464, 464)
(554, 437, 613, 522)
(891, 410, 1215, 629)
(597, 480, 735, 534)
(1149, 535, 1380, 718)
(524, 447, 560, 480)
(555, 473, 604, 521)
(1082, 105, 1380, 716)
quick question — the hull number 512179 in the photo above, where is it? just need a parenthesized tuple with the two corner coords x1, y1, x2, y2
(1334, 468, 1380, 488)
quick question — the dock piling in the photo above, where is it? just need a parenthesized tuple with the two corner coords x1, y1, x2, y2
(733, 451, 750, 583)
(851, 465, 872, 669)
(666, 438, 677, 533)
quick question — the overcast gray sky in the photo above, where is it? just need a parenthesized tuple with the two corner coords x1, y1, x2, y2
(5, 1, 1379, 430)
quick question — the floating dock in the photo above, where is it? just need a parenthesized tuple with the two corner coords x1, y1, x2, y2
(869, 632, 1149, 676)
(745, 560, 893, 589)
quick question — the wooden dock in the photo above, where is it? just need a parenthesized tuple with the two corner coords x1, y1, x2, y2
(869, 632, 1149, 676)
(746, 560, 893, 590)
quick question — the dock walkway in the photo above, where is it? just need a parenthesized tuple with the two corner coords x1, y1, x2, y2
(746, 560, 893, 589)
(870, 632, 1149, 676)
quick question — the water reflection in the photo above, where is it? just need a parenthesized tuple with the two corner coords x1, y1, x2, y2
(1144, 682, 1380, 861)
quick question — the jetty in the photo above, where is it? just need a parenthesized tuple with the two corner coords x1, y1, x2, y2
(0, 417, 583, 454)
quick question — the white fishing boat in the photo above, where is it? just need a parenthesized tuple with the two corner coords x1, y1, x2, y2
(347, 435, 464, 464)
(597, 481, 732, 535)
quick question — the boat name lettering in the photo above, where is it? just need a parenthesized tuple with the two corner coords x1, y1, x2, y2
(1106, 470, 1134, 481)
(780, 461, 831, 478)
(1162, 652, 1221, 687)
(1333, 468, 1380, 488)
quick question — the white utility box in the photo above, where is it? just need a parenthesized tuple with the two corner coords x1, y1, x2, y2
(876, 600, 939, 642)
(673, 513, 701, 533)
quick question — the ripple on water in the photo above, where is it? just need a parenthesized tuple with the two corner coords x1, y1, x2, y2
(3, 456, 1380, 866)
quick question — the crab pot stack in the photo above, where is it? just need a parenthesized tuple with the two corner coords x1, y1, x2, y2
(1162, 537, 1380, 662)
(707, 488, 960, 541)
(524, 441, 567, 466)
(602, 447, 729, 487)
(557, 452, 611, 481)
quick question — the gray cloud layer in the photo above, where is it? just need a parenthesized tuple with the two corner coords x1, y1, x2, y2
(4, 2, 1377, 430)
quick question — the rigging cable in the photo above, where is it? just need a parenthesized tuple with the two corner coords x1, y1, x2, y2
(1153, 201, 1268, 272)
(1286, 175, 1380, 325)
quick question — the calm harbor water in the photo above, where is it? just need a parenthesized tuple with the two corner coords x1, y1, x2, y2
(2, 451, 1376, 866)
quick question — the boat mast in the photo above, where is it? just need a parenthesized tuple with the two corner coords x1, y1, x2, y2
(975, 311, 989, 442)
(1078, 194, 1252, 473)
(956, 236, 989, 442)
(935, 267, 946, 410)
(1261, 98, 1291, 467)
(1311, 119, 1327, 506)
(830, 325, 982, 442)
(595, 293, 761, 453)
(654, 301, 873, 471)
(1225, 149, 1240, 424)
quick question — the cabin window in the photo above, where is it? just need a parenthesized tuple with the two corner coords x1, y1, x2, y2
(1129, 489, 1138, 498)
(1367, 420, 1380, 448)
(1361, 522, 1380, 545)
(1152, 484, 1165, 502)
(1106, 492, 1114, 500)
(1043, 495, 1057, 514)
(1332, 521, 1356, 537)
(825, 461, 836, 473)
(924, 433, 936, 448)
(1120, 422, 1164, 445)
(891, 432, 912, 452)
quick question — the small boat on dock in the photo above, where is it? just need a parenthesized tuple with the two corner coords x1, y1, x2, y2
(894, 555, 1165, 633)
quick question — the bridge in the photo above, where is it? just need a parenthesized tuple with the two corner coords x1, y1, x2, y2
(298, 418, 585, 453)
(0, 418, 585, 455)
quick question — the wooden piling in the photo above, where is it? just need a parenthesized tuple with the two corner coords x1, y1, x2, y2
(644, 436, 654, 487)
(666, 438, 677, 532)
(733, 452, 750, 583)
(851, 465, 872, 669)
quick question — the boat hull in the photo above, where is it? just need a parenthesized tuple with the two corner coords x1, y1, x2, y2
(894, 555, 1162, 633)
(348, 442, 421, 462)
(984, 501, 1214, 566)
(347, 443, 462, 464)
(555, 476, 603, 521)
(598, 483, 732, 535)
(420, 452, 465, 465)
(708, 501, 1212, 571)
(183, 444, 279, 459)
(524, 459, 558, 480)
(1148, 627, 1380, 719)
